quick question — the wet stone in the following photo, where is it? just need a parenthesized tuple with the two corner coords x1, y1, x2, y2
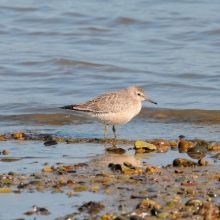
(0, 158, 22, 162)
(197, 202, 219, 217)
(157, 212, 169, 219)
(152, 139, 170, 152)
(29, 180, 41, 185)
(2, 150, 9, 155)
(173, 158, 198, 167)
(136, 199, 156, 210)
(131, 194, 157, 199)
(146, 187, 158, 192)
(44, 140, 58, 146)
(33, 205, 50, 215)
(123, 161, 134, 168)
(38, 134, 53, 141)
(125, 209, 149, 219)
(106, 146, 126, 154)
(78, 201, 105, 213)
(134, 140, 157, 150)
(74, 186, 88, 192)
(187, 145, 207, 159)
(178, 140, 194, 153)
(151, 207, 164, 216)
(130, 215, 146, 220)
(185, 198, 203, 207)
(181, 181, 199, 187)
(192, 139, 213, 150)
(8, 171, 19, 176)
(130, 176, 146, 181)
(198, 158, 212, 166)
(0, 188, 11, 193)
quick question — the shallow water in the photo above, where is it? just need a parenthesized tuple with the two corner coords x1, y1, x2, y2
(0, 0, 220, 218)
(0, 0, 220, 141)
(0, 139, 216, 219)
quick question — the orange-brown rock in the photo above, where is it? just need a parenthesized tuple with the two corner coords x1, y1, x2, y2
(178, 140, 194, 153)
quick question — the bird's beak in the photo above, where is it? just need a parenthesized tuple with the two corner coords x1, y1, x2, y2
(144, 97, 157, 105)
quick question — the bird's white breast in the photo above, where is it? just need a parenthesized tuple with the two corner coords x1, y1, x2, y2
(84, 102, 142, 125)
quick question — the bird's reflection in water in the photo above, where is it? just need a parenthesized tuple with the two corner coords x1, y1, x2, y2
(92, 144, 142, 168)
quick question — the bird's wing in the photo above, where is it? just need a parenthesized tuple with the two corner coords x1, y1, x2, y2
(71, 91, 131, 113)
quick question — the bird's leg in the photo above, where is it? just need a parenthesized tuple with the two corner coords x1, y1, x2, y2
(112, 125, 117, 138)
(104, 125, 108, 139)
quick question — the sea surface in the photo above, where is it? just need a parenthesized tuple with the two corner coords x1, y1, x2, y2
(0, 0, 220, 140)
(0, 0, 220, 219)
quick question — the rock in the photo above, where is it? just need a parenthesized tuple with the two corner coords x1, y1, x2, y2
(191, 139, 213, 150)
(164, 200, 178, 208)
(0, 188, 11, 193)
(114, 216, 126, 220)
(125, 209, 149, 219)
(134, 140, 157, 150)
(79, 201, 105, 213)
(187, 145, 207, 159)
(44, 140, 58, 146)
(198, 158, 212, 166)
(112, 163, 129, 172)
(169, 141, 177, 147)
(151, 139, 170, 152)
(197, 202, 219, 218)
(178, 140, 194, 153)
(152, 139, 170, 148)
(157, 212, 169, 219)
(13, 132, 23, 139)
(74, 186, 88, 192)
(179, 135, 185, 139)
(2, 150, 9, 155)
(136, 199, 156, 210)
(173, 158, 198, 167)
(146, 166, 158, 174)
(110, 162, 145, 175)
(185, 198, 203, 207)
(212, 146, 220, 151)
(181, 182, 199, 187)
(42, 167, 54, 172)
(106, 146, 126, 154)
(123, 161, 134, 168)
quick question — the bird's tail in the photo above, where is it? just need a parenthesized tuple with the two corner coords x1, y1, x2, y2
(60, 105, 75, 110)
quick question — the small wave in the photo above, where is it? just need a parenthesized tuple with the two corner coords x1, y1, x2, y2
(53, 59, 106, 67)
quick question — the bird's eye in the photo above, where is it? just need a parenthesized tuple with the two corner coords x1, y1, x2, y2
(137, 93, 141, 96)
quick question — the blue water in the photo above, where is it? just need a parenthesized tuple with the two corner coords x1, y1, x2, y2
(0, 1, 220, 218)
(0, 0, 220, 116)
